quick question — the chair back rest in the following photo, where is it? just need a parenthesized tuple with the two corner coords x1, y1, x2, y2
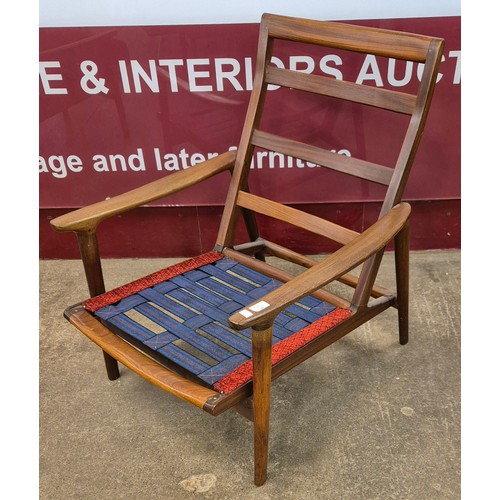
(216, 14, 444, 307)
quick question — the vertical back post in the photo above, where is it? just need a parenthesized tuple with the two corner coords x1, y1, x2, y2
(216, 18, 274, 249)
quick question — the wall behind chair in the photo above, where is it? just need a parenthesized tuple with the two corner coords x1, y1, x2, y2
(39, 1, 461, 258)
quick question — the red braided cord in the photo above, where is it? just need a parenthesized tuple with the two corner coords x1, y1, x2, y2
(214, 307, 352, 394)
(83, 251, 223, 312)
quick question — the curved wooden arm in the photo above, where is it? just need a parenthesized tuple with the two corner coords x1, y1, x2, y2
(50, 150, 236, 233)
(228, 202, 411, 330)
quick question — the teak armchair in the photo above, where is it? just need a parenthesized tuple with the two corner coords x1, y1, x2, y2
(50, 14, 444, 486)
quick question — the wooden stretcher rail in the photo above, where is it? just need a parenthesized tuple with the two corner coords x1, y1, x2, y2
(223, 247, 351, 309)
(228, 202, 410, 330)
(252, 129, 394, 185)
(265, 66, 417, 115)
(260, 238, 392, 299)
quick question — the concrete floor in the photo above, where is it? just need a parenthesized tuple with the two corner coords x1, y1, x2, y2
(40, 250, 460, 499)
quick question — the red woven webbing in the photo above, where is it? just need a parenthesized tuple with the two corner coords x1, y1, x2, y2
(214, 307, 352, 394)
(83, 251, 223, 312)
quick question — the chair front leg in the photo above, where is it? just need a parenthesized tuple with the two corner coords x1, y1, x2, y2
(251, 324, 273, 486)
(77, 229, 120, 380)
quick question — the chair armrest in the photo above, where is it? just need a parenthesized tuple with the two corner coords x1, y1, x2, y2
(50, 150, 236, 233)
(228, 202, 411, 330)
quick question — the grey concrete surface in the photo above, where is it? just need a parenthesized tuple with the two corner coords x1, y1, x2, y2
(40, 250, 460, 499)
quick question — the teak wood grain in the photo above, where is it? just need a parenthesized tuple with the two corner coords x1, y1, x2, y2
(52, 13, 444, 487)
(264, 13, 433, 62)
(224, 247, 351, 309)
(51, 150, 236, 233)
(66, 305, 218, 409)
(395, 221, 410, 345)
(203, 295, 396, 417)
(76, 229, 120, 379)
(236, 191, 360, 245)
(259, 238, 391, 298)
(228, 203, 410, 330)
(251, 325, 273, 486)
(252, 129, 395, 185)
(265, 66, 417, 115)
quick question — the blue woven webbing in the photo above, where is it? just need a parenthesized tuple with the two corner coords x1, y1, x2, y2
(93, 257, 336, 386)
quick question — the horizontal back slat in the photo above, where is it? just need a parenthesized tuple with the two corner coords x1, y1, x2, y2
(265, 66, 417, 115)
(265, 13, 432, 62)
(236, 191, 359, 245)
(252, 129, 394, 185)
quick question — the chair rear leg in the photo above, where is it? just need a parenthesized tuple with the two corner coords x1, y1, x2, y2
(103, 352, 120, 380)
(395, 222, 410, 345)
(251, 325, 273, 486)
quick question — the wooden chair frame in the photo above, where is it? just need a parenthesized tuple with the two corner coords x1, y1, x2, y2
(50, 14, 444, 486)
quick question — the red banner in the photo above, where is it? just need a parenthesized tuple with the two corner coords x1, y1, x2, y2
(39, 17, 460, 208)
